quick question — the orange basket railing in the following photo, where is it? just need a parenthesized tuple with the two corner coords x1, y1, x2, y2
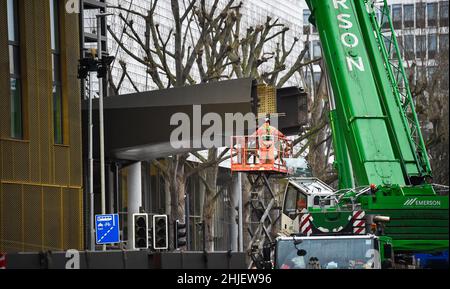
(230, 136, 293, 173)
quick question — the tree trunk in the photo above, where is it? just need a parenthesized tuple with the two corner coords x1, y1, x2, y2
(202, 148, 218, 251)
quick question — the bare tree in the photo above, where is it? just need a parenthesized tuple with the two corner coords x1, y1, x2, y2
(407, 40, 449, 185)
(294, 58, 336, 184)
(106, 0, 311, 251)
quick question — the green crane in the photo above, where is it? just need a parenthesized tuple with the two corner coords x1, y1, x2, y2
(274, 0, 448, 268)
(306, 0, 431, 188)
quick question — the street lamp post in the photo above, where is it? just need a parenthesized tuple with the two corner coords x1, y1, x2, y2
(96, 12, 112, 251)
(89, 70, 95, 251)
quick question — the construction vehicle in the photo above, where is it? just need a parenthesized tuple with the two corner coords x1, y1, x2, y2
(274, 234, 394, 269)
(277, 177, 444, 269)
(276, 0, 449, 269)
(231, 0, 448, 269)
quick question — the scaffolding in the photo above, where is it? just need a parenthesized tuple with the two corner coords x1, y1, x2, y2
(230, 135, 292, 268)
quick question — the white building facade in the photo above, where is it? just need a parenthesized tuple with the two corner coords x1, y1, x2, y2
(96, 0, 305, 94)
(299, 0, 449, 91)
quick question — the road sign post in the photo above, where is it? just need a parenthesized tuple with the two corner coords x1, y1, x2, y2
(95, 214, 120, 245)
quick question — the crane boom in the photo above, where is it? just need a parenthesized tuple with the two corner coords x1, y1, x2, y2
(306, 0, 432, 188)
(272, 0, 448, 269)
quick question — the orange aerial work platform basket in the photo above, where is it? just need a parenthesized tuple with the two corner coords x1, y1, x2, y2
(230, 136, 293, 174)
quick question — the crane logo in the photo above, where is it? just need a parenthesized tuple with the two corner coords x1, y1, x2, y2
(403, 198, 418, 206)
(403, 198, 441, 207)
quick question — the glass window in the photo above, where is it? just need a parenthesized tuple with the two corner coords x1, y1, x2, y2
(404, 4, 414, 28)
(304, 44, 311, 62)
(283, 185, 299, 218)
(428, 66, 437, 83)
(392, 4, 402, 29)
(276, 238, 378, 269)
(313, 71, 321, 88)
(406, 65, 416, 85)
(439, 1, 449, 27)
(416, 3, 426, 28)
(312, 40, 321, 59)
(380, 5, 390, 30)
(296, 193, 307, 211)
(416, 35, 426, 59)
(10, 78, 22, 139)
(53, 84, 63, 144)
(50, 0, 63, 144)
(50, 0, 60, 52)
(427, 3, 438, 27)
(7, 0, 19, 42)
(393, 34, 402, 59)
(7, 0, 22, 139)
(9, 45, 20, 75)
(439, 33, 449, 52)
(428, 34, 437, 59)
(441, 65, 449, 90)
(384, 34, 393, 58)
(303, 9, 311, 35)
(404, 35, 415, 60)
(313, 196, 320, 206)
(417, 67, 427, 84)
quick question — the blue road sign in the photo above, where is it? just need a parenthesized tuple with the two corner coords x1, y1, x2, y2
(95, 214, 120, 245)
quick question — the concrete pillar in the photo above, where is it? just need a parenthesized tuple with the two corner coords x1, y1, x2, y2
(231, 173, 243, 252)
(108, 164, 115, 214)
(127, 162, 142, 250)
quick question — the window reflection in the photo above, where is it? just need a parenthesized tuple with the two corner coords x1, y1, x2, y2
(7, 0, 23, 139)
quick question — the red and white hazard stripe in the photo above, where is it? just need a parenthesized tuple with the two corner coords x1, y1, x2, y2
(300, 213, 313, 236)
(0, 253, 6, 269)
(352, 211, 366, 235)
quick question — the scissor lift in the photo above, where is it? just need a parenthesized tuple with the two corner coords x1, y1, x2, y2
(230, 136, 292, 268)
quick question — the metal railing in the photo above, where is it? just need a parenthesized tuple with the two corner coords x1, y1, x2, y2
(230, 136, 293, 173)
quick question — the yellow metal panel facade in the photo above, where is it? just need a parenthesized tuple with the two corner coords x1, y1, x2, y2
(0, 0, 83, 252)
(257, 84, 277, 114)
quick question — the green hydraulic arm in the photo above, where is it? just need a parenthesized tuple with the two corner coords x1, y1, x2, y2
(306, 0, 404, 187)
(304, 0, 448, 253)
(306, 0, 432, 188)
(330, 110, 355, 189)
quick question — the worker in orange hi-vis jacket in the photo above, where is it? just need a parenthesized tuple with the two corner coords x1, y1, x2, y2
(251, 115, 285, 164)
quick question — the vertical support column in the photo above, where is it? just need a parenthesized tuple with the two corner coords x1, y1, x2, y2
(185, 193, 190, 250)
(127, 162, 142, 250)
(114, 163, 120, 214)
(88, 72, 95, 251)
(97, 15, 106, 217)
(231, 173, 243, 252)
(237, 173, 244, 252)
(108, 164, 115, 214)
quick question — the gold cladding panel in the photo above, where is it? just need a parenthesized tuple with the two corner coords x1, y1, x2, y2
(1, 141, 13, 180)
(0, 1, 83, 252)
(13, 142, 30, 181)
(23, 185, 43, 251)
(0, 183, 2, 251)
(2, 184, 22, 252)
(54, 146, 69, 185)
(43, 186, 62, 250)
(63, 188, 83, 250)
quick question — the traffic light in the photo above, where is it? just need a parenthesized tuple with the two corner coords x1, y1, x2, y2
(77, 58, 97, 79)
(174, 220, 187, 249)
(153, 215, 168, 250)
(77, 55, 115, 79)
(132, 213, 148, 250)
(97, 55, 115, 79)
